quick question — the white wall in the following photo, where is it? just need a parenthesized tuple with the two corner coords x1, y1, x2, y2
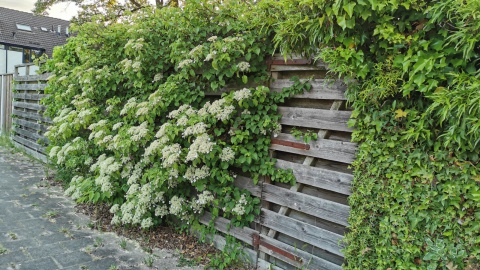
(7, 51, 23, 74)
(0, 50, 6, 74)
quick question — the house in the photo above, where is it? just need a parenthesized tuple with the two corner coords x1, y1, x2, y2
(0, 7, 70, 74)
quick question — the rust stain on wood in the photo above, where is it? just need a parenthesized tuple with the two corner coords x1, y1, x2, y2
(259, 239, 303, 263)
(271, 138, 310, 150)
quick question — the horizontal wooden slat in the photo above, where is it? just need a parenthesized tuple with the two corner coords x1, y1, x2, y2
(14, 128, 47, 143)
(12, 135, 46, 153)
(13, 101, 46, 111)
(270, 79, 347, 100)
(259, 234, 342, 270)
(233, 175, 262, 197)
(275, 160, 352, 195)
(14, 93, 48, 101)
(199, 212, 256, 246)
(260, 209, 343, 257)
(271, 133, 356, 164)
(270, 63, 328, 72)
(13, 73, 50, 82)
(12, 141, 47, 163)
(14, 84, 47, 91)
(12, 109, 51, 123)
(262, 183, 350, 226)
(13, 118, 49, 132)
(278, 106, 352, 132)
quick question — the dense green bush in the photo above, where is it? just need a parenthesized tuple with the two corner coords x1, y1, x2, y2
(43, 0, 479, 268)
(266, 0, 480, 268)
(42, 1, 306, 230)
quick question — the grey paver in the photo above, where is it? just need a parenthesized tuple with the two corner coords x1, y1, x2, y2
(0, 147, 203, 270)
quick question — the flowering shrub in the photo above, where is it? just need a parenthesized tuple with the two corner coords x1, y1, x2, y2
(43, 1, 305, 229)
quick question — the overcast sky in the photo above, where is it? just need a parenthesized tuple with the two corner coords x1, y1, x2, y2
(0, 0, 78, 21)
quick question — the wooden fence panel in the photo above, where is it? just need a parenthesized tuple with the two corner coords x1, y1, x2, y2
(11, 63, 50, 162)
(1, 74, 13, 135)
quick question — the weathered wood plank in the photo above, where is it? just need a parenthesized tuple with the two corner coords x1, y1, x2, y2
(12, 109, 51, 123)
(260, 209, 344, 257)
(275, 160, 352, 196)
(13, 101, 46, 111)
(12, 135, 46, 153)
(199, 212, 256, 246)
(259, 234, 342, 270)
(14, 128, 48, 143)
(233, 175, 262, 197)
(14, 84, 47, 91)
(257, 258, 283, 270)
(271, 133, 356, 164)
(278, 106, 352, 132)
(270, 79, 347, 100)
(14, 93, 48, 101)
(262, 183, 350, 226)
(13, 73, 50, 82)
(270, 63, 328, 72)
(13, 118, 49, 132)
(12, 141, 47, 163)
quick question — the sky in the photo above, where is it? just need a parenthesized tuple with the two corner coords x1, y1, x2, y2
(0, 0, 79, 21)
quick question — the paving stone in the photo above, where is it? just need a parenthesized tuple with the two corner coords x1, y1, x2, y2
(17, 256, 61, 270)
(52, 251, 93, 268)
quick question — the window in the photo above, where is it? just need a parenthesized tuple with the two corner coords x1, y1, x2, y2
(16, 24, 32, 31)
(8, 46, 23, 52)
(0, 44, 5, 50)
(32, 49, 43, 60)
(24, 49, 31, 63)
(41, 27, 49, 32)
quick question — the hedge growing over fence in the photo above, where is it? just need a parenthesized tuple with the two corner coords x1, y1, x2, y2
(43, 1, 305, 232)
(266, 0, 480, 268)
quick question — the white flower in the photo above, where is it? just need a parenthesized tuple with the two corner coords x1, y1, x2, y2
(184, 165, 210, 183)
(161, 144, 182, 167)
(186, 134, 215, 161)
(112, 122, 123, 130)
(127, 121, 149, 141)
(219, 147, 235, 162)
(155, 205, 169, 217)
(169, 196, 184, 215)
(237, 61, 250, 72)
(233, 88, 252, 101)
(153, 73, 163, 82)
(207, 36, 218, 42)
(182, 122, 207, 137)
(189, 45, 203, 56)
(232, 194, 248, 216)
(110, 204, 120, 214)
(178, 59, 193, 69)
(141, 217, 153, 228)
(155, 123, 171, 138)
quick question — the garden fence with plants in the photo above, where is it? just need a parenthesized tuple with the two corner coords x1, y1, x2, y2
(10, 63, 50, 162)
(9, 58, 356, 269)
(200, 55, 356, 270)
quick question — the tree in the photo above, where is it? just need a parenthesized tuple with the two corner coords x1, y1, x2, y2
(33, 0, 180, 23)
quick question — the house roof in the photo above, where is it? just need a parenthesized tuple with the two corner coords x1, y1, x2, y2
(0, 7, 70, 56)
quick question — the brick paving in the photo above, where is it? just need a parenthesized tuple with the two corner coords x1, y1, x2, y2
(0, 146, 202, 270)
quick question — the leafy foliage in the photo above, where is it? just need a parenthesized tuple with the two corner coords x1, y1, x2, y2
(42, 0, 306, 232)
(262, 0, 480, 268)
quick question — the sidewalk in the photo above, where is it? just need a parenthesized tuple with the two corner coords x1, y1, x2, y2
(0, 146, 202, 270)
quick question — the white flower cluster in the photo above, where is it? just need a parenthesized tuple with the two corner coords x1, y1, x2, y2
(127, 121, 149, 141)
(136, 102, 149, 116)
(191, 190, 215, 213)
(233, 88, 252, 101)
(182, 122, 207, 137)
(189, 45, 203, 57)
(169, 196, 184, 215)
(219, 147, 235, 162)
(168, 104, 190, 119)
(120, 97, 137, 116)
(237, 62, 250, 72)
(232, 194, 248, 216)
(178, 59, 193, 69)
(161, 144, 182, 167)
(153, 73, 163, 82)
(186, 134, 215, 161)
(89, 154, 121, 193)
(207, 36, 218, 42)
(207, 99, 235, 121)
(184, 165, 210, 183)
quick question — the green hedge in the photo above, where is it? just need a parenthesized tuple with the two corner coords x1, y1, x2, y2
(267, 0, 480, 268)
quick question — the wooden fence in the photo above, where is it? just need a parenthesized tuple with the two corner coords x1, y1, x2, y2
(11, 63, 50, 162)
(8, 58, 355, 269)
(201, 55, 356, 270)
(0, 73, 13, 135)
